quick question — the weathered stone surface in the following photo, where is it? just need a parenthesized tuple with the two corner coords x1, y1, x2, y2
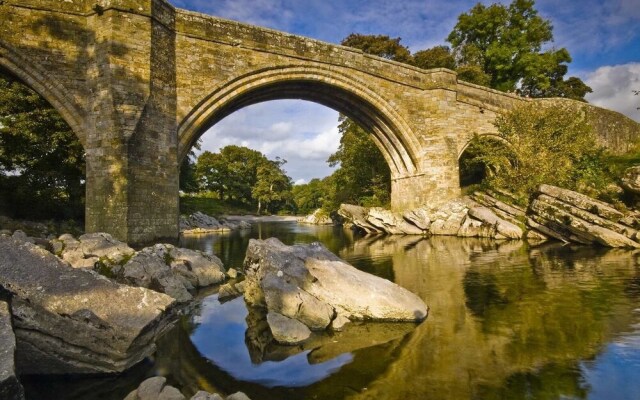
(338, 204, 383, 234)
(0, 302, 24, 400)
(226, 392, 252, 400)
(218, 281, 245, 302)
(529, 197, 639, 248)
(402, 208, 431, 231)
(0, 237, 176, 374)
(266, 312, 312, 345)
(243, 238, 428, 329)
(367, 208, 425, 235)
(427, 201, 469, 235)
(298, 209, 333, 225)
(538, 184, 624, 222)
(621, 166, 640, 195)
(96, 243, 226, 302)
(126, 377, 242, 400)
(191, 392, 223, 400)
(467, 206, 523, 239)
(55, 233, 134, 269)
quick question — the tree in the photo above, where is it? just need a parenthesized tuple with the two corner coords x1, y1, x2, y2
(341, 34, 412, 63)
(179, 140, 201, 194)
(447, 0, 591, 100)
(195, 145, 266, 204)
(0, 70, 85, 221)
(327, 117, 391, 208)
(292, 178, 331, 214)
(252, 157, 293, 214)
(413, 46, 456, 70)
(634, 90, 639, 110)
(470, 102, 615, 204)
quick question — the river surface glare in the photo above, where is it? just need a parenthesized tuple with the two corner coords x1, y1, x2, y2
(24, 221, 640, 400)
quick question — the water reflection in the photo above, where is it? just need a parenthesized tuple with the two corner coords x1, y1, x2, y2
(25, 223, 640, 399)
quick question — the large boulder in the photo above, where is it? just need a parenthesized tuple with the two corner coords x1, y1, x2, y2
(338, 204, 384, 234)
(467, 206, 523, 239)
(367, 208, 424, 235)
(0, 236, 176, 374)
(0, 301, 24, 400)
(243, 238, 427, 344)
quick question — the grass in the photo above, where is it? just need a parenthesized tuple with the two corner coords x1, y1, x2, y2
(179, 196, 256, 217)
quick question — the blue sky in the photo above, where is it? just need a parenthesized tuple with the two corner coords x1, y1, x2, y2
(173, 0, 640, 183)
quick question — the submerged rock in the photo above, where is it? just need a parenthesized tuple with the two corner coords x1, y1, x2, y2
(242, 238, 427, 344)
(0, 236, 176, 374)
(0, 301, 24, 400)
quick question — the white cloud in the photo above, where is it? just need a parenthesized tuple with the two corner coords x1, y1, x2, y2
(585, 63, 640, 122)
(294, 179, 307, 185)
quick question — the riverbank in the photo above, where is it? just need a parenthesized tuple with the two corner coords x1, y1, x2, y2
(222, 215, 301, 222)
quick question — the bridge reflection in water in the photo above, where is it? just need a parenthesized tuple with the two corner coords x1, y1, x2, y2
(22, 222, 640, 400)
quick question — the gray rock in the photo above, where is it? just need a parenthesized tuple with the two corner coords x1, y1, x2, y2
(467, 206, 523, 239)
(0, 301, 25, 400)
(621, 165, 640, 195)
(402, 208, 431, 231)
(191, 391, 223, 400)
(266, 312, 312, 345)
(226, 392, 252, 400)
(330, 314, 351, 331)
(529, 198, 639, 248)
(367, 208, 424, 235)
(123, 251, 193, 302)
(428, 201, 468, 235)
(298, 209, 333, 225)
(243, 238, 428, 329)
(137, 376, 167, 400)
(218, 281, 245, 302)
(11, 230, 34, 244)
(338, 204, 384, 234)
(538, 184, 624, 222)
(0, 236, 176, 374)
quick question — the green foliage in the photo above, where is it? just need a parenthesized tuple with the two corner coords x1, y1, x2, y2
(412, 46, 456, 70)
(326, 117, 391, 208)
(179, 140, 201, 193)
(464, 102, 616, 204)
(252, 157, 293, 214)
(0, 70, 85, 221)
(292, 178, 331, 215)
(447, 0, 591, 100)
(179, 195, 255, 217)
(192, 145, 292, 214)
(341, 34, 412, 63)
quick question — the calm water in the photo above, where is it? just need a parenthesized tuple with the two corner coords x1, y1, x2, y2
(24, 222, 640, 400)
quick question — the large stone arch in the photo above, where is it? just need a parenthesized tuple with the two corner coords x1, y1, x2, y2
(177, 66, 421, 178)
(0, 42, 87, 147)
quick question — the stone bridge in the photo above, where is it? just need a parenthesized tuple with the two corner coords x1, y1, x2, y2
(1, 0, 639, 244)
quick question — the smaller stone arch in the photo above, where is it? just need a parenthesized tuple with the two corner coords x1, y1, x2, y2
(177, 65, 421, 178)
(0, 42, 87, 147)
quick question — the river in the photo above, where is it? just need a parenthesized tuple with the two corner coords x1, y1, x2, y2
(23, 221, 640, 400)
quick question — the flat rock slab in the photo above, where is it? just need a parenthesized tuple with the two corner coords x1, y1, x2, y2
(0, 236, 176, 374)
(0, 301, 24, 400)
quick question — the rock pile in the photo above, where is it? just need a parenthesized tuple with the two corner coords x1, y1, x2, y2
(0, 236, 176, 375)
(49, 233, 228, 302)
(339, 198, 523, 240)
(242, 238, 427, 345)
(180, 212, 251, 233)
